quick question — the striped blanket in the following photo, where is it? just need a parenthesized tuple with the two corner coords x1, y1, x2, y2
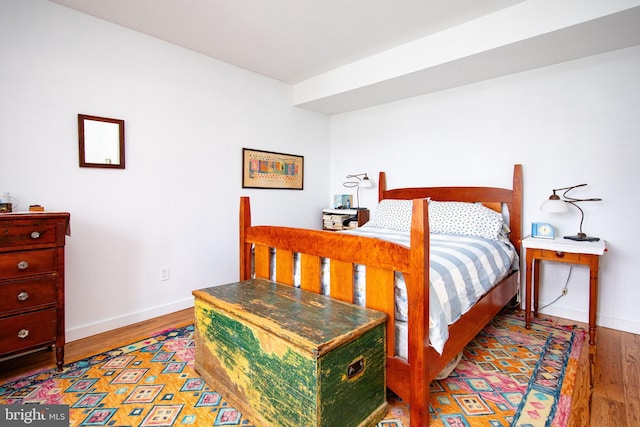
(339, 226, 518, 355)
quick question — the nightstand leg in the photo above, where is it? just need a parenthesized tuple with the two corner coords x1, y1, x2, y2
(525, 250, 533, 329)
(533, 259, 540, 318)
(588, 255, 599, 345)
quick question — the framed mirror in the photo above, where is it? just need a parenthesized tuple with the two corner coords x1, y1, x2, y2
(78, 114, 125, 169)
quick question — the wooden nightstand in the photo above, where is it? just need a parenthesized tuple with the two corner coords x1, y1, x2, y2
(522, 236, 606, 345)
(321, 208, 369, 231)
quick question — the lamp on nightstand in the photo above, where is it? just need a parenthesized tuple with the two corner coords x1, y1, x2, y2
(343, 173, 373, 209)
(540, 183, 602, 241)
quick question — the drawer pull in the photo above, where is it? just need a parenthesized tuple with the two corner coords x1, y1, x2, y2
(555, 251, 565, 258)
(17, 260, 29, 270)
(30, 231, 41, 239)
(18, 329, 29, 339)
(17, 291, 29, 301)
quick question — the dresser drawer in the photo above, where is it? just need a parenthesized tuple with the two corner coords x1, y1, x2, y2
(0, 219, 59, 250)
(0, 277, 57, 313)
(0, 309, 57, 355)
(0, 249, 56, 279)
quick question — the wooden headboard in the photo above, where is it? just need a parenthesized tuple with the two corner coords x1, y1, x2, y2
(377, 164, 523, 255)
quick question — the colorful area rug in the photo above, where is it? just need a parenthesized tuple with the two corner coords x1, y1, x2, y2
(388, 312, 585, 426)
(0, 311, 583, 426)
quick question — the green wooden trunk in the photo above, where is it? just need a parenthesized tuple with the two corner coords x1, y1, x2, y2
(193, 279, 387, 427)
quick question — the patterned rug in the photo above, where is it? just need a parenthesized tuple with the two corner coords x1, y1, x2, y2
(0, 311, 583, 426)
(387, 312, 585, 426)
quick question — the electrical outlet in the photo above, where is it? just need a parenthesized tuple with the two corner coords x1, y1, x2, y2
(160, 266, 170, 281)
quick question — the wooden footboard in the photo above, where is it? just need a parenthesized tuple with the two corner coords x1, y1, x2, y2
(240, 196, 427, 360)
(238, 164, 522, 427)
(240, 196, 432, 425)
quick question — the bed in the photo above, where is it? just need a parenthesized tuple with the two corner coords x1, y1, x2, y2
(239, 164, 522, 426)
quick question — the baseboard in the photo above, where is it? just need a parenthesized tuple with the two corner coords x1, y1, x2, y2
(539, 306, 640, 336)
(65, 297, 194, 342)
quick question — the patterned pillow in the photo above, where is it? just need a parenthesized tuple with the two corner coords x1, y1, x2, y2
(428, 201, 503, 240)
(367, 199, 413, 232)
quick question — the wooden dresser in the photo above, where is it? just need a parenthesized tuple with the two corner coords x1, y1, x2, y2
(0, 212, 70, 370)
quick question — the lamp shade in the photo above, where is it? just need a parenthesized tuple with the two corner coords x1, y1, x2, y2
(540, 197, 569, 213)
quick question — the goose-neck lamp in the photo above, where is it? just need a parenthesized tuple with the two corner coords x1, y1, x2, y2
(540, 183, 602, 242)
(343, 173, 372, 209)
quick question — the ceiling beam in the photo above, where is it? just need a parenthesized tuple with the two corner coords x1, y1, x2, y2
(293, 0, 640, 114)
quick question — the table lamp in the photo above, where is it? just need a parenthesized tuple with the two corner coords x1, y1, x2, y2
(540, 183, 601, 241)
(343, 173, 373, 209)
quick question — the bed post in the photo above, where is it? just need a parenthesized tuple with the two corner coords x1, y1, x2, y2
(378, 171, 387, 202)
(407, 198, 430, 427)
(239, 196, 252, 281)
(511, 164, 523, 256)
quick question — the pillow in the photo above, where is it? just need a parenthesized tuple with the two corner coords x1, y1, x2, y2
(366, 199, 413, 232)
(428, 201, 504, 240)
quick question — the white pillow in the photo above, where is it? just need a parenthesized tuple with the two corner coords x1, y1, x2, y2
(428, 201, 504, 240)
(367, 199, 413, 232)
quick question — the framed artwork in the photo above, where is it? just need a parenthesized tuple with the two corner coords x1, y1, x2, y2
(242, 148, 304, 190)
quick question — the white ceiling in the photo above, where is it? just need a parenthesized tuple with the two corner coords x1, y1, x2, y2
(49, 0, 640, 114)
(49, 0, 524, 84)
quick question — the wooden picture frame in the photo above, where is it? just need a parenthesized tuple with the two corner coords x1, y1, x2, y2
(78, 114, 125, 169)
(242, 148, 304, 190)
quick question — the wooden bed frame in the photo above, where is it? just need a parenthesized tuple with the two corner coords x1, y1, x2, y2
(239, 164, 522, 426)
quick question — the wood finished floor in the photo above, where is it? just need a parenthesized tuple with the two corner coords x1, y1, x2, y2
(1, 309, 638, 426)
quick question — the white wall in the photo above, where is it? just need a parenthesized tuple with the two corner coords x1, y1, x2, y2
(330, 45, 640, 335)
(0, 0, 329, 341)
(2, 0, 638, 343)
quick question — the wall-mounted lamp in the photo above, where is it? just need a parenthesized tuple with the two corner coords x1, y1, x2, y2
(343, 173, 373, 209)
(540, 183, 602, 241)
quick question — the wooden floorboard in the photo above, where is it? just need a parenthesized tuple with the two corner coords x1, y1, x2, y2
(591, 397, 627, 427)
(568, 336, 592, 427)
(622, 332, 640, 427)
(1, 308, 639, 426)
(594, 328, 625, 402)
